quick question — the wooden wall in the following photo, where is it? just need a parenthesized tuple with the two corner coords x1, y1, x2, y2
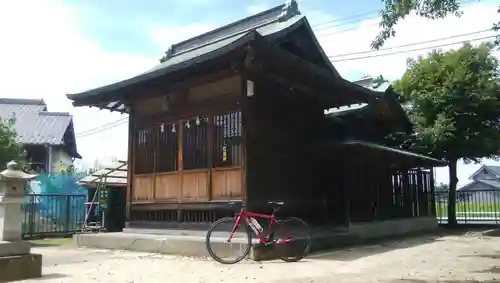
(127, 74, 245, 209)
(243, 76, 324, 222)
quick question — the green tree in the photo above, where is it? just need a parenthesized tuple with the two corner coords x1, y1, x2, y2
(435, 182, 449, 192)
(373, 1, 500, 50)
(0, 118, 23, 168)
(392, 42, 500, 225)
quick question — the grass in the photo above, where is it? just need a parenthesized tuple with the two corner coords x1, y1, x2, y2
(27, 237, 74, 247)
(435, 202, 500, 217)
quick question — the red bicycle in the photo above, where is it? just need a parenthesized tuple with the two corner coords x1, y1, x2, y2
(205, 201, 311, 264)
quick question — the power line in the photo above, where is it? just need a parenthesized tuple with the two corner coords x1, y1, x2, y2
(72, 33, 496, 138)
(311, 0, 475, 32)
(71, 0, 488, 138)
(316, 22, 379, 36)
(76, 117, 128, 138)
(328, 28, 493, 59)
(330, 35, 496, 62)
(313, 13, 379, 31)
(312, 10, 379, 30)
(76, 117, 127, 136)
(76, 121, 128, 138)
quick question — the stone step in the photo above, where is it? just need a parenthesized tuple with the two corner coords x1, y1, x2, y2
(73, 230, 353, 261)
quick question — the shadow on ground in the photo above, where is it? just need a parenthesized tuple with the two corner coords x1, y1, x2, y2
(33, 273, 69, 281)
(308, 228, 491, 262)
(309, 235, 439, 261)
(480, 228, 500, 237)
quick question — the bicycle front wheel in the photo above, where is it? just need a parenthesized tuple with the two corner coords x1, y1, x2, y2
(205, 217, 252, 264)
(273, 217, 311, 262)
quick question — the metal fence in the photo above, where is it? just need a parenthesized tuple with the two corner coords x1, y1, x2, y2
(22, 194, 86, 239)
(18, 189, 500, 238)
(435, 189, 500, 225)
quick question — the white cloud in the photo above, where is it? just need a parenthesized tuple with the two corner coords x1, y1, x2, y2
(0, 1, 155, 168)
(0, 1, 216, 169)
(312, 1, 499, 80)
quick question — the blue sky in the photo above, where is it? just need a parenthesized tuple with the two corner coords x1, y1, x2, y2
(0, 0, 499, 186)
(68, 0, 383, 58)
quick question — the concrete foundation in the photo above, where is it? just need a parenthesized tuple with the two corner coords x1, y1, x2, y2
(0, 253, 42, 282)
(0, 241, 31, 257)
(0, 241, 43, 281)
(74, 217, 438, 260)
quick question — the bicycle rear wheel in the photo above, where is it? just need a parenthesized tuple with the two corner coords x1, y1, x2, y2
(205, 217, 252, 264)
(273, 217, 311, 262)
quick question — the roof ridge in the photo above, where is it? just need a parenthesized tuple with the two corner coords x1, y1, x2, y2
(160, 1, 300, 61)
(39, 111, 71, 117)
(0, 98, 46, 106)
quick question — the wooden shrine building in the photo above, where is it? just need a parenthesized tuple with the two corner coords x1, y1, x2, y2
(67, 1, 446, 229)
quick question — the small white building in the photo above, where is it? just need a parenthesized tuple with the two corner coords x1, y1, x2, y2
(458, 165, 500, 202)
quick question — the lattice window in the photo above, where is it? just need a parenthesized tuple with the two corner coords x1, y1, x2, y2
(182, 117, 209, 170)
(134, 125, 157, 174)
(213, 111, 243, 167)
(156, 123, 178, 173)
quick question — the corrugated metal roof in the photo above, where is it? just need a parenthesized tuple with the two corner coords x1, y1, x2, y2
(0, 98, 73, 145)
(79, 162, 127, 187)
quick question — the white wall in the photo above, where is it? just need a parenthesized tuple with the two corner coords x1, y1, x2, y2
(49, 147, 73, 172)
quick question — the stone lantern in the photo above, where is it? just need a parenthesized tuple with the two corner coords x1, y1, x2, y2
(0, 161, 42, 281)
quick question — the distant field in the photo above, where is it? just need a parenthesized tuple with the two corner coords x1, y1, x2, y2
(435, 202, 500, 218)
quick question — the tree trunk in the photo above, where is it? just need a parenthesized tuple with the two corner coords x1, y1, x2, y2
(447, 158, 458, 226)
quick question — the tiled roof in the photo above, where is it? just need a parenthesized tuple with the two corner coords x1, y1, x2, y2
(458, 179, 500, 190)
(67, 0, 337, 101)
(0, 98, 73, 145)
(478, 179, 500, 189)
(485, 165, 500, 176)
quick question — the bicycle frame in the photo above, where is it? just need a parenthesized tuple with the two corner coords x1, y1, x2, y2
(227, 207, 292, 245)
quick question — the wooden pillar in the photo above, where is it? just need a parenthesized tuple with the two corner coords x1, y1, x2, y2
(421, 169, 429, 216)
(342, 161, 351, 227)
(177, 121, 183, 224)
(125, 108, 134, 222)
(402, 169, 411, 217)
(207, 116, 214, 201)
(411, 170, 419, 217)
(241, 76, 251, 210)
(429, 167, 436, 217)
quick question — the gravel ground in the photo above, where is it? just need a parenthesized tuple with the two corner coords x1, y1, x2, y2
(18, 230, 500, 283)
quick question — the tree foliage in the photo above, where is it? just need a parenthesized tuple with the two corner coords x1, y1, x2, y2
(392, 42, 500, 224)
(394, 42, 500, 161)
(0, 118, 23, 168)
(373, 0, 500, 50)
(435, 182, 449, 192)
